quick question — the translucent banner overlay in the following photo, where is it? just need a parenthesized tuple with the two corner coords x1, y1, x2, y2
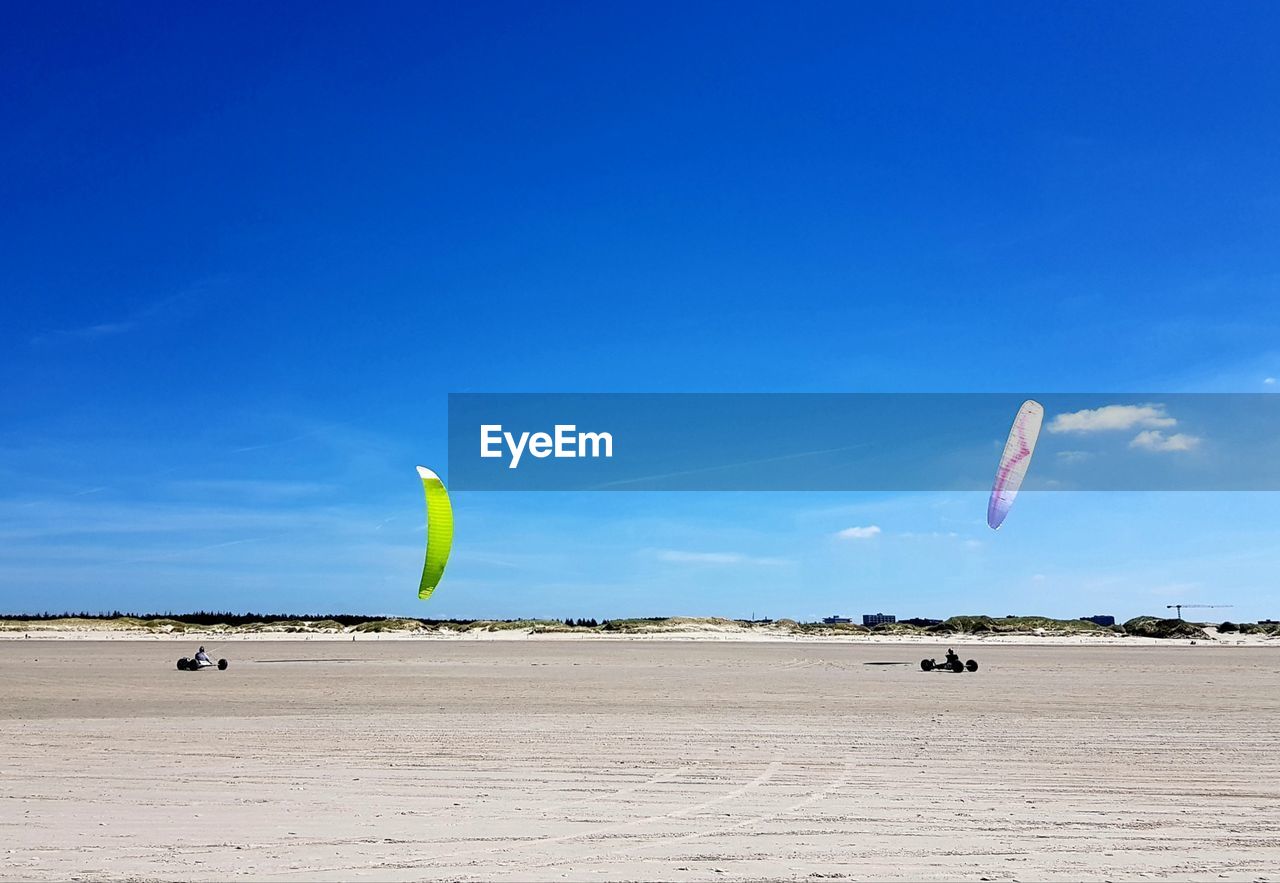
(447, 394, 1280, 491)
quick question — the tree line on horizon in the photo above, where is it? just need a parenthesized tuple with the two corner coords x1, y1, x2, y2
(0, 610, 488, 627)
(0, 611, 625, 628)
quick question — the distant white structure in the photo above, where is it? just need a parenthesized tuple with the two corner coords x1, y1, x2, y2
(862, 613, 896, 626)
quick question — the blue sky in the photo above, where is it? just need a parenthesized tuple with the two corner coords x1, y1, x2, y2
(3, 3, 1279, 621)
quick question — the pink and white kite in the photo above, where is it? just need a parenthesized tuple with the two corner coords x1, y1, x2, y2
(987, 400, 1044, 530)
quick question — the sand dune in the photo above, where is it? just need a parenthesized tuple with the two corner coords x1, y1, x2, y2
(2, 640, 1278, 881)
(3, 615, 1274, 645)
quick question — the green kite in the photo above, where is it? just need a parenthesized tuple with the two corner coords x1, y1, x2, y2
(416, 466, 454, 600)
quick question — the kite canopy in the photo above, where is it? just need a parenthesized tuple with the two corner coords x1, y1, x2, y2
(416, 466, 454, 600)
(987, 400, 1043, 530)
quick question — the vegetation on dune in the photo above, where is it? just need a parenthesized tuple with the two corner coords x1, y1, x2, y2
(529, 623, 578, 634)
(1210, 620, 1280, 636)
(2, 611, 1273, 640)
(456, 619, 567, 632)
(138, 618, 200, 632)
(598, 617, 678, 633)
(793, 621, 871, 635)
(1234, 621, 1280, 636)
(869, 621, 928, 635)
(926, 615, 1113, 635)
(236, 620, 348, 633)
(351, 618, 426, 633)
(0, 616, 130, 632)
(1121, 617, 1209, 640)
(0, 616, 203, 633)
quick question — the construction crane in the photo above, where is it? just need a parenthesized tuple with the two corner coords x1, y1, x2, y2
(1166, 603, 1232, 621)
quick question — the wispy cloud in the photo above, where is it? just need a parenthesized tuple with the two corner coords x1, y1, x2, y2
(230, 429, 329, 454)
(655, 549, 789, 566)
(1266, 377, 1277, 386)
(0, 498, 373, 541)
(835, 525, 881, 540)
(0, 495, 419, 584)
(1047, 404, 1176, 434)
(1056, 450, 1093, 464)
(30, 282, 220, 346)
(1129, 430, 1201, 452)
(166, 479, 332, 501)
(31, 321, 138, 343)
(114, 538, 264, 567)
(33, 317, 138, 346)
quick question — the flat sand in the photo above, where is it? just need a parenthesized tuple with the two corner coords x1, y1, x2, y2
(2, 640, 1277, 881)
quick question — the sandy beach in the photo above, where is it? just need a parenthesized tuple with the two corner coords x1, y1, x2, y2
(2, 639, 1278, 881)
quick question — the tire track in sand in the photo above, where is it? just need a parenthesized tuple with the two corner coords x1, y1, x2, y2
(268, 761, 783, 877)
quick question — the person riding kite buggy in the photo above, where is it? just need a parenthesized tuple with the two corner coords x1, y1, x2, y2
(177, 648, 227, 671)
(921, 649, 978, 673)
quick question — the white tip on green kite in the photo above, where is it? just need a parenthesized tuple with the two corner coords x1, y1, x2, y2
(416, 465, 454, 600)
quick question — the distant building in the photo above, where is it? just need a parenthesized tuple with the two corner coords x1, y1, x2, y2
(1080, 614, 1115, 627)
(901, 617, 942, 627)
(822, 615, 852, 624)
(862, 613, 896, 626)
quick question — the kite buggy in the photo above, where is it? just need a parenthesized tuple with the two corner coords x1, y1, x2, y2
(177, 646, 228, 671)
(920, 648, 979, 673)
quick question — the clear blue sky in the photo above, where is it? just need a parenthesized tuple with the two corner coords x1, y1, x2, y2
(3, 3, 1279, 621)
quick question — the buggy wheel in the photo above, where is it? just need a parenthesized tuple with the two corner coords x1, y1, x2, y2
(920, 659, 934, 671)
(177, 658, 189, 671)
(949, 660, 964, 673)
(965, 659, 979, 672)
(217, 659, 228, 670)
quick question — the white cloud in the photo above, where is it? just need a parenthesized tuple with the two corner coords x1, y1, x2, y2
(1129, 430, 1201, 452)
(1266, 377, 1277, 385)
(1047, 404, 1177, 434)
(655, 549, 789, 566)
(1056, 450, 1093, 464)
(835, 525, 881, 540)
